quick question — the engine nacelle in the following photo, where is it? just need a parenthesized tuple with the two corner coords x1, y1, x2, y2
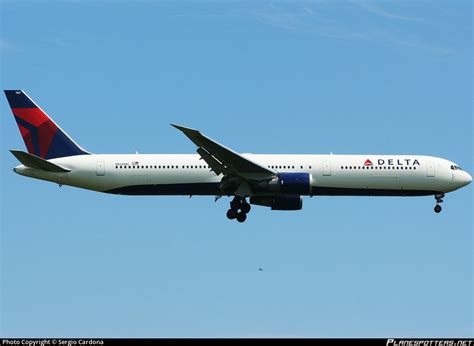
(256, 173, 312, 195)
(250, 195, 303, 211)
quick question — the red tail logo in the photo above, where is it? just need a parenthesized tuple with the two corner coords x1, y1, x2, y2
(4, 90, 89, 159)
(364, 159, 373, 166)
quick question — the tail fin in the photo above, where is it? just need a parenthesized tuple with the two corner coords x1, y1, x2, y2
(4, 90, 90, 159)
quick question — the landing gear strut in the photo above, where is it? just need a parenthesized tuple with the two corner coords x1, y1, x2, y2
(227, 196, 251, 223)
(434, 193, 444, 213)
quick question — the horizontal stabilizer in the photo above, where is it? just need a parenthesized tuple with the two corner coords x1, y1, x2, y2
(10, 150, 70, 173)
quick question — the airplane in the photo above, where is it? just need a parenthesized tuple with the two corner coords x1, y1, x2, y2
(4, 90, 472, 223)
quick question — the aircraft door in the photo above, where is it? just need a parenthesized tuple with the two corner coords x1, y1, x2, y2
(323, 161, 331, 176)
(96, 161, 105, 176)
(426, 162, 435, 177)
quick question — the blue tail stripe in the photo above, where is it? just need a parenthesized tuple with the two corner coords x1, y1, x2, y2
(4, 90, 37, 108)
(14, 116, 41, 157)
(46, 130, 89, 159)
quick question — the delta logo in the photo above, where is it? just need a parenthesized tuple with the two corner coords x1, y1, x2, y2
(363, 158, 421, 166)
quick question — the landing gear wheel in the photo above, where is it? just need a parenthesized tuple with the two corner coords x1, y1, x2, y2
(228, 196, 251, 222)
(236, 212, 247, 223)
(433, 193, 444, 214)
(230, 197, 242, 211)
(226, 209, 237, 220)
(241, 203, 251, 214)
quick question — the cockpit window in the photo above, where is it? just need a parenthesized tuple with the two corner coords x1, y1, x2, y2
(451, 165, 463, 171)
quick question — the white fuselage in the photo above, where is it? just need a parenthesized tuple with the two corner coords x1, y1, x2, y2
(13, 154, 472, 197)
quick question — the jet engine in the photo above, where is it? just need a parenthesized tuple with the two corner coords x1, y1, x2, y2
(250, 195, 303, 210)
(255, 173, 313, 195)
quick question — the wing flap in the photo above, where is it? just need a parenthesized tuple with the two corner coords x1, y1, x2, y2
(196, 147, 227, 175)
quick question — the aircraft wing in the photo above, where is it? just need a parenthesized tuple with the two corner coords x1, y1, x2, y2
(171, 124, 276, 180)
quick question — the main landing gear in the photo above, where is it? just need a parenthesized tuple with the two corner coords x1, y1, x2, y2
(434, 193, 444, 213)
(226, 196, 251, 223)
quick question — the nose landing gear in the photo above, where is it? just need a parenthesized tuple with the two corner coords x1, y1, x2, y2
(226, 196, 251, 223)
(434, 193, 444, 213)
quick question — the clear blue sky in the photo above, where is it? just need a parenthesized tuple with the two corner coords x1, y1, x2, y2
(1, 0, 472, 338)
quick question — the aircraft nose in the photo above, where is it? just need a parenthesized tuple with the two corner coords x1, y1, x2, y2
(458, 171, 472, 187)
(464, 172, 472, 185)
